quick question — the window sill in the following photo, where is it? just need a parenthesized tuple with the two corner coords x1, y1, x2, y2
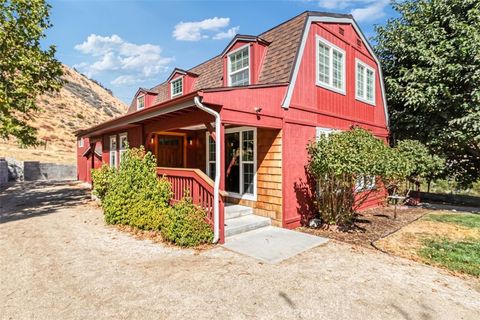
(316, 81, 346, 96)
(355, 96, 376, 107)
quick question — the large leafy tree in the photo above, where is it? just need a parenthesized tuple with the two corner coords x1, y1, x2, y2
(0, 0, 62, 146)
(374, 0, 480, 186)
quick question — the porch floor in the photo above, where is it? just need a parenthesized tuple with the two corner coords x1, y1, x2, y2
(223, 226, 329, 264)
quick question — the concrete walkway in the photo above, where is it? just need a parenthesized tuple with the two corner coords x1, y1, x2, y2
(223, 226, 329, 264)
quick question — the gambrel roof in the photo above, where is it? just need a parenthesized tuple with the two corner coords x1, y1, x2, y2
(127, 11, 354, 113)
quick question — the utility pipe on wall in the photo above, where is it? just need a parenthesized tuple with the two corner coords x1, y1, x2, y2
(193, 96, 221, 243)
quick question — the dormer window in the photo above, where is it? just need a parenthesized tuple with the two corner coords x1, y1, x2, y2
(137, 95, 145, 110)
(171, 78, 183, 97)
(227, 45, 250, 87)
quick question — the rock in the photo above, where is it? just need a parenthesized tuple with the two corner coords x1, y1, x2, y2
(309, 218, 323, 228)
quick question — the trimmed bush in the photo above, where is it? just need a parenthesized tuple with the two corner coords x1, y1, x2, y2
(91, 164, 114, 201)
(101, 147, 172, 230)
(161, 196, 213, 247)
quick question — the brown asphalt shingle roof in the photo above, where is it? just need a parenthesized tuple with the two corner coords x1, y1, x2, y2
(127, 11, 353, 112)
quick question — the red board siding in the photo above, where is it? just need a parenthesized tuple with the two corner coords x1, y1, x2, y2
(289, 22, 388, 135)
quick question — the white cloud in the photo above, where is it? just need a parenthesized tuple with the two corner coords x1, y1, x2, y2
(213, 26, 240, 40)
(173, 17, 238, 41)
(74, 34, 173, 86)
(316, 0, 390, 22)
(350, 0, 389, 22)
(111, 75, 141, 86)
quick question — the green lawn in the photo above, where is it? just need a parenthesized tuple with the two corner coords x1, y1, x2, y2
(424, 213, 480, 229)
(419, 238, 480, 277)
(418, 212, 480, 277)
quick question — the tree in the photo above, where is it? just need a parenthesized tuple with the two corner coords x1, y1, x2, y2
(0, 0, 63, 146)
(395, 140, 445, 189)
(374, 0, 480, 186)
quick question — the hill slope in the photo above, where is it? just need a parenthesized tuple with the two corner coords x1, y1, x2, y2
(0, 65, 127, 164)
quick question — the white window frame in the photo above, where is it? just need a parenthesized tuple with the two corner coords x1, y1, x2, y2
(355, 175, 376, 192)
(206, 126, 257, 201)
(119, 132, 128, 164)
(315, 127, 335, 140)
(170, 77, 183, 97)
(109, 135, 117, 168)
(315, 35, 346, 95)
(137, 95, 145, 110)
(227, 44, 250, 87)
(206, 133, 216, 181)
(355, 58, 376, 106)
(78, 138, 84, 148)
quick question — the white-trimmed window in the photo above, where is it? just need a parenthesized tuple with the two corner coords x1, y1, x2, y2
(109, 135, 117, 168)
(137, 95, 145, 110)
(316, 36, 345, 94)
(206, 135, 216, 180)
(78, 138, 84, 148)
(315, 127, 335, 140)
(171, 78, 183, 97)
(227, 45, 250, 87)
(119, 132, 128, 164)
(355, 175, 376, 191)
(356, 59, 376, 105)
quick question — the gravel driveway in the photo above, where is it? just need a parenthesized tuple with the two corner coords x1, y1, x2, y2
(1, 182, 479, 320)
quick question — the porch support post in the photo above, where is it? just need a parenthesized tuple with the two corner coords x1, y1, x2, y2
(204, 122, 216, 141)
(194, 96, 224, 244)
(218, 124, 225, 244)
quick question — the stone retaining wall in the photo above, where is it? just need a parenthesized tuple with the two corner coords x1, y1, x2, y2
(0, 157, 76, 182)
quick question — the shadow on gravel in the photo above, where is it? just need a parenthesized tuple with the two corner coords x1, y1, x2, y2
(0, 181, 90, 224)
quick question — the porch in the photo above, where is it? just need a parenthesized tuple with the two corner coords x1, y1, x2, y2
(148, 123, 283, 244)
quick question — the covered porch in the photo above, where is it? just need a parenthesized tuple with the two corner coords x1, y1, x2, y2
(147, 120, 282, 244)
(79, 89, 285, 244)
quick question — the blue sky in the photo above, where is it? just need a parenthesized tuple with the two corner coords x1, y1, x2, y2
(46, 0, 397, 103)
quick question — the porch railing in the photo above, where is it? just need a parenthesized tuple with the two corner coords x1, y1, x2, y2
(156, 167, 225, 243)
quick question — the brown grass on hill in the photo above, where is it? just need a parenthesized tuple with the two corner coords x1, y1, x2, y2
(0, 65, 127, 164)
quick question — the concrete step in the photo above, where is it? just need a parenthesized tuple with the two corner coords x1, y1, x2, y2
(225, 214, 271, 237)
(225, 204, 253, 220)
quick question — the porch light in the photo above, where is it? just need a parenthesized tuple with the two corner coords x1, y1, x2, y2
(187, 137, 193, 146)
(150, 136, 155, 144)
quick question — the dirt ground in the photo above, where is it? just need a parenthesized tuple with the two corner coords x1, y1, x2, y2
(1, 182, 479, 320)
(299, 206, 429, 248)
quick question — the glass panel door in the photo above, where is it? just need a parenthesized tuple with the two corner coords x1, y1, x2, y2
(225, 132, 240, 194)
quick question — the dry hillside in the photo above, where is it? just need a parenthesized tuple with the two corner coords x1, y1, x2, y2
(0, 65, 127, 164)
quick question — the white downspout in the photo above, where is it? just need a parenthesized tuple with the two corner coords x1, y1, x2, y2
(194, 96, 221, 243)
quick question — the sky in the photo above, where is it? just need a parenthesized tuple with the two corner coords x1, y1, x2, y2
(45, 0, 398, 103)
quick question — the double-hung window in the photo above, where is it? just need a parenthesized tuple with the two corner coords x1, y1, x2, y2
(171, 78, 183, 97)
(227, 45, 249, 87)
(137, 95, 145, 110)
(355, 176, 376, 191)
(355, 59, 376, 105)
(78, 138, 83, 148)
(119, 133, 128, 164)
(109, 135, 117, 168)
(207, 135, 216, 180)
(316, 36, 345, 94)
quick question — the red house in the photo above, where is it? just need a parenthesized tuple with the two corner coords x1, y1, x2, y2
(76, 11, 389, 244)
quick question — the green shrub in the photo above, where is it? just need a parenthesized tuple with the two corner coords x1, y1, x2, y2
(307, 127, 412, 225)
(101, 147, 172, 230)
(91, 164, 114, 201)
(161, 196, 213, 247)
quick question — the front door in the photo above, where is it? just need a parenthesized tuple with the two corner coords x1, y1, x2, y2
(225, 132, 240, 194)
(157, 135, 184, 167)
